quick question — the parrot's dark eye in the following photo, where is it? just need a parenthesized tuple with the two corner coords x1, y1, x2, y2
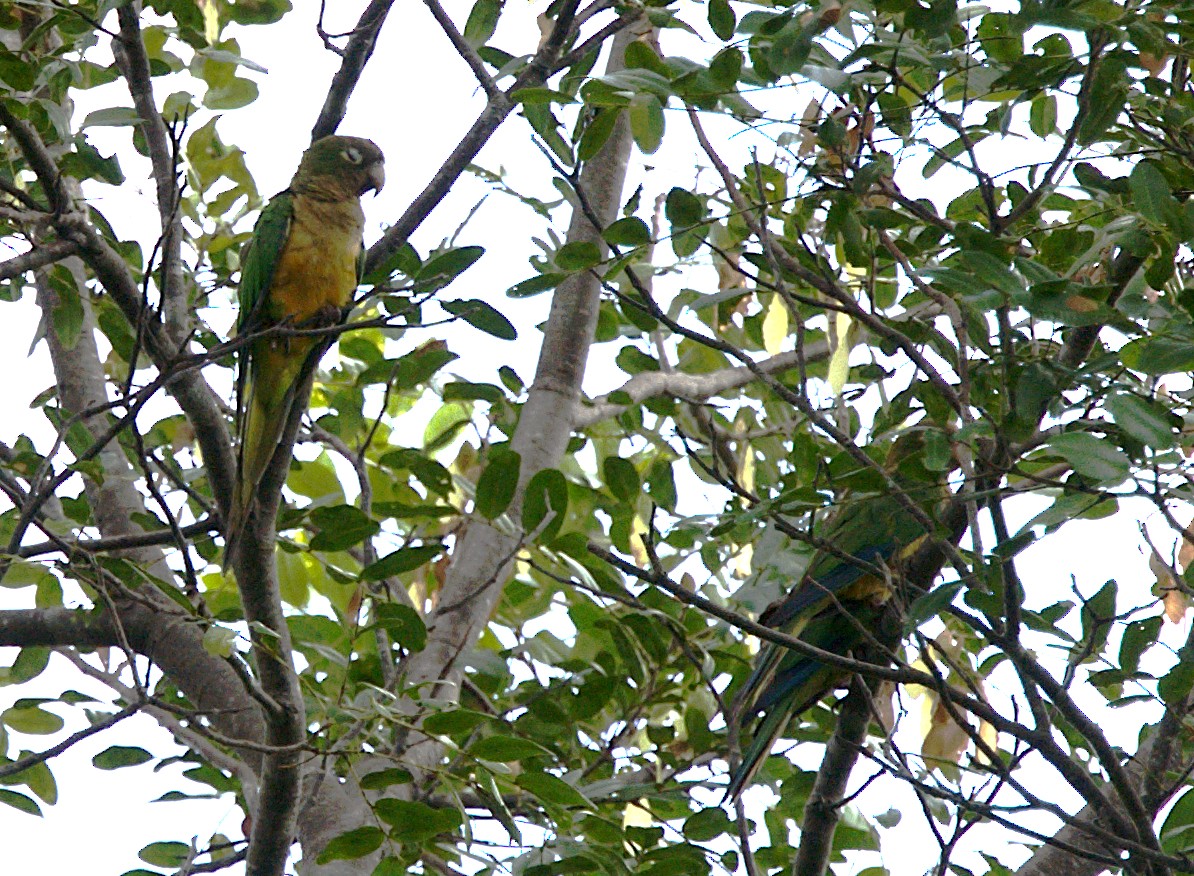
(342, 146, 363, 164)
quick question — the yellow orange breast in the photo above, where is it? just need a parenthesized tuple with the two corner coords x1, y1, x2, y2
(267, 193, 364, 322)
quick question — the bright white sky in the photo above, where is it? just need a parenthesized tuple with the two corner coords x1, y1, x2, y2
(0, 3, 1187, 875)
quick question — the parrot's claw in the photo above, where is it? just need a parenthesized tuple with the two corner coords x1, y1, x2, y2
(301, 305, 343, 329)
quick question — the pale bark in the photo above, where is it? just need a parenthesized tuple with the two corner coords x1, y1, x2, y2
(394, 19, 641, 786)
(33, 261, 267, 763)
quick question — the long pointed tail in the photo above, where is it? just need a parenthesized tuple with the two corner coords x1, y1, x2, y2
(226, 374, 293, 564)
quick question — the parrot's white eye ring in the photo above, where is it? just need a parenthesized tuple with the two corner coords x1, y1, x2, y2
(342, 146, 363, 164)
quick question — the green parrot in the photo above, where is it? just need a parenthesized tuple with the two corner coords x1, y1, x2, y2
(226, 135, 385, 557)
(726, 438, 943, 800)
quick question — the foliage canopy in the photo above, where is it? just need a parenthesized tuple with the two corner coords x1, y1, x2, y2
(3, 1, 1194, 875)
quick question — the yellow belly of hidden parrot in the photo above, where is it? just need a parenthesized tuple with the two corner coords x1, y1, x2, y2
(235, 194, 364, 519)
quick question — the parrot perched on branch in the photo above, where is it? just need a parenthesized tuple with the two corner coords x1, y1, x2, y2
(726, 437, 943, 800)
(226, 135, 385, 558)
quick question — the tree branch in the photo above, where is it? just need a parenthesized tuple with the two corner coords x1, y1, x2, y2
(112, 3, 187, 340)
(0, 239, 77, 280)
(364, 0, 602, 274)
(385, 8, 639, 804)
(0, 702, 140, 779)
(310, 0, 396, 141)
(423, 0, 500, 100)
(792, 680, 870, 876)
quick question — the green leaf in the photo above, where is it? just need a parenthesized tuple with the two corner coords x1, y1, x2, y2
(463, 0, 501, 48)
(475, 449, 521, 519)
(1119, 617, 1162, 674)
(522, 468, 568, 538)
(2, 705, 63, 735)
(51, 282, 83, 351)
(977, 12, 1023, 63)
(904, 582, 964, 631)
(470, 734, 550, 762)
(629, 92, 665, 154)
(683, 807, 732, 841)
(5, 754, 55, 803)
(1130, 161, 1179, 225)
(423, 401, 473, 451)
(372, 857, 405, 876)
(416, 246, 485, 288)
(81, 107, 143, 128)
(517, 771, 590, 807)
(1073, 580, 1117, 667)
(512, 87, 578, 106)
(442, 299, 517, 340)
(1104, 393, 1176, 448)
(709, 48, 744, 89)
(443, 381, 504, 404)
(2, 647, 50, 685)
(1028, 94, 1057, 137)
(374, 799, 462, 843)
(1, 560, 54, 590)
(93, 746, 153, 770)
(708, 0, 736, 40)
(0, 789, 41, 816)
(0, 48, 36, 91)
(556, 241, 603, 271)
(287, 452, 344, 503)
(578, 108, 620, 161)
(139, 841, 191, 868)
(1047, 433, 1131, 484)
(309, 505, 380, 552)
(363, 242, 421, 285)
(315, 826, 385, 863)
(423, 709, 492, 736)
(603, 217, 651, 248)
(768, 17, 815, 75)
(1077, 60, 1127, 146)
(362, 546, 440, 581)
(359, 768, 413, 791)
(1120, 334, 1194, 375)
(603, 457, 640, 502)
(664, 187, 704, 228)
(1162, 788, 1194, 853)
(1159, 648, 1194, 705)
(204, 77, 259, 110)
(507, 273, 565, 298)
(374, 603, 427, 652)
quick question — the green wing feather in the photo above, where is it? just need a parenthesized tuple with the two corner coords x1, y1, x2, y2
(237, 193, 293, 332)
(234, 193, 293, 438)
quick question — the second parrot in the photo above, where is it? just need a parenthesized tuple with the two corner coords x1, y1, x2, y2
(726, 436, 945, 799)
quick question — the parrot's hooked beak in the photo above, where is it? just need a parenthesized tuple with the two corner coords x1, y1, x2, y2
(362, 161, 385, 195)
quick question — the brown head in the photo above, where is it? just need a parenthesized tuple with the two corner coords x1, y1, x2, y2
(291, 135, 385, 200)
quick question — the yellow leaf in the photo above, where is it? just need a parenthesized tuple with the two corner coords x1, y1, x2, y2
(872, 681, 896, 735)
(798, 98, 822, 157)
(975, 719, 999, 766)
(827, 311, 852, 393)
(762, 293, 788, 354)
(737, 444, 756, 497)
(623, 798, 653, 829)
(715, 250, 745, 291)
(630, 519, 650, 567)
(922, 714, 969, 766)
(732, 542, 754, 580)
(1165, 588, 1188, 624)
(904, 658, 931, 699)
(1178, 518, 1194, 571)
(1150, 547, 1189, 623)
